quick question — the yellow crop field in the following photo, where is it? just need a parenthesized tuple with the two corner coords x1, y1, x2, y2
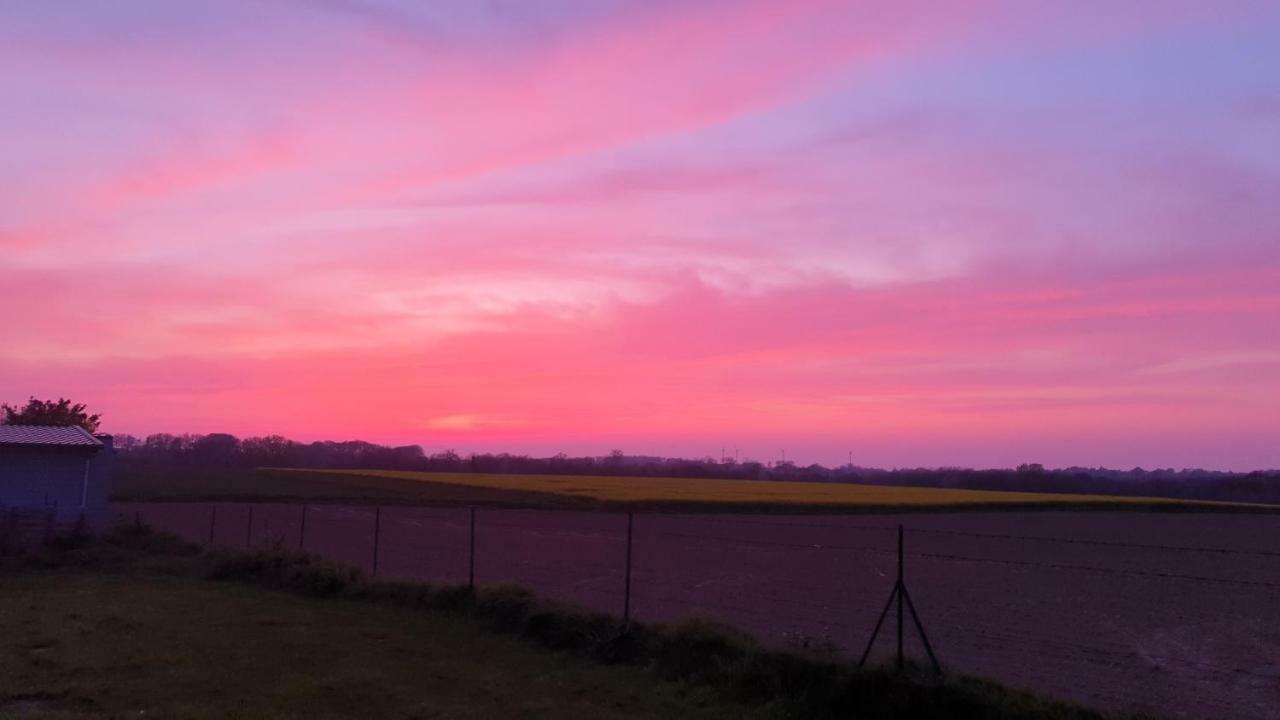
(273, 468, 1258, 509)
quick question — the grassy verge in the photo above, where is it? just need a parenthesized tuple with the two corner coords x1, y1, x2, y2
(0, 579, 744, 720)
(1, 527, 1150, 720)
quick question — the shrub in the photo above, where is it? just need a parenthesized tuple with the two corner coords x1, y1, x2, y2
(205, 550, 362, 597)
(654, 617, 756, 682)
(105, 522, 202, 556)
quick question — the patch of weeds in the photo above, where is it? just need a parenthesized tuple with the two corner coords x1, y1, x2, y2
(780, 628, 841, 660)
(654, 617, 755, 682)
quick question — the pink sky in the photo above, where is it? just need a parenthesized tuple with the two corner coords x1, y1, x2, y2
(2, 1, 1278, 469)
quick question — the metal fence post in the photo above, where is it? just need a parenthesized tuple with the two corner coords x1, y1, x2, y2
(246, 504, 254, 548)
(208, 504, 217, 547)
(468, 507, 476, 590)
(623, 511, 634, 622)
(860, 524, 941, 675)
(896, 524, 904, 671)
(298, 504, 308, 552)
(372, 506, 381, 576)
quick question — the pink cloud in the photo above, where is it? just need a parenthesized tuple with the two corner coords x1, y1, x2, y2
(4, 260, 1276, 469)
(88, 133, 300, 209)
(2, 1, 1278, 469)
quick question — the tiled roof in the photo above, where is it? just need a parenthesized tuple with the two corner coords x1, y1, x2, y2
(0, 425, 103, 448)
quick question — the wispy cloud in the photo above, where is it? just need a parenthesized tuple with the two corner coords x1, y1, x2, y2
(1, 0, 1277, 468)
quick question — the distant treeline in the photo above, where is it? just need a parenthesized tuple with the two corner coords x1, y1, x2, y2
(111, 433, 1280, 505)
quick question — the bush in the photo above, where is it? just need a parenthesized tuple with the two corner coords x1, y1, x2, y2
(205, 550, 362, 596)
(655, 617, 755, 682)
(105, 522, 203, 556)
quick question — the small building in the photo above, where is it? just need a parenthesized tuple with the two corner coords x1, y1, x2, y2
(0, 425, 114, 525)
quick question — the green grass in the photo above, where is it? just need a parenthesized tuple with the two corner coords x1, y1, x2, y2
(112, 463, 598, 509)
(0, 574, 754, 720)
(0, 528, 1145, 720)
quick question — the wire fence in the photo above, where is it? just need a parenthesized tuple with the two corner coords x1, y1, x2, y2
(113, 502, 1280, 720)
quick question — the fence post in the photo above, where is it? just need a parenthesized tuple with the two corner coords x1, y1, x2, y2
(896, 524, 904, 671)
(623, 511, 634, 622)
(246, 504, 254, 548)
(208, 504, 217, 547)
(468, 507, 476, 590)
(372, 506, 381, 576)
(298, 504, 308, 552)
(859, 524, 942, 675)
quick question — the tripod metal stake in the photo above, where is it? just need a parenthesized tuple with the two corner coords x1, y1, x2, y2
(858, 524, 942, 674)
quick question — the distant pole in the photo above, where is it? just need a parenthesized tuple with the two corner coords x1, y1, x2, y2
(468, 507, 477, 590)
(623, 511, 635, 622)
(298, 505, 308, 552)
(371, 506, 381, 576)
(246, 504, 254, 548)
(896, 524, 904, 671)
(208, 504, 217, 547)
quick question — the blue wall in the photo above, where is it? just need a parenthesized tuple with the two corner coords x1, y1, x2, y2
(0, 444, 113, 524)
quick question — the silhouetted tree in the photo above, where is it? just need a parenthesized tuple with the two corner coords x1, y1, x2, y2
(191, 433, 241, 467)
(113, 433, 142, 452)
(105, 425, 1280, 504)
(1, 397, 101, 432)
(241, 435, 301, 467)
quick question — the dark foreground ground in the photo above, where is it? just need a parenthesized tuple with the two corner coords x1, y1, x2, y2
(124, 502, 1280, 720)
(0, 572, 754, 720)
(0, 536, 1122, 720)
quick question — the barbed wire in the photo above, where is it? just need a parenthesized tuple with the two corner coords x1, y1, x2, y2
(130, 503, 1279, 590)
(645, 529, 895, 555)
(668, 514, 1280, 558)
(476, 517, 627, 536)
(122, 502, 1280, 683)
(641, 528, 1278, 589)
(907, 549, 1280, 589)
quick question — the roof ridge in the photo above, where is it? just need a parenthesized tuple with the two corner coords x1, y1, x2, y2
(71, 425, 97, 441)
(0, 424, 103, 448)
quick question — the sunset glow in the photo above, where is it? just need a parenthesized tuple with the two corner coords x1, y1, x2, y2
(2, 1, 1278, 469)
